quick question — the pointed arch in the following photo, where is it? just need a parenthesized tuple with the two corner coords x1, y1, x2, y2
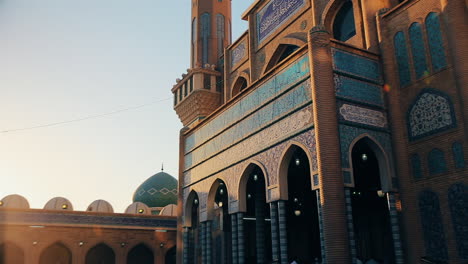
(206, 178, 230, 220)
(231, 76, 248, 98)
(264, 44, 300, 73)
(277, 142, 315, 201)
(165, 246, 177, 264)
(127, 243, 154, 264)
(39, 242, 72, 264)
(184, 190, 200, 227)
(0, 241, 24, 264)
(348, 135, 393, 191)
(237, 161, 268, 212)
(85, 243, 115, 264)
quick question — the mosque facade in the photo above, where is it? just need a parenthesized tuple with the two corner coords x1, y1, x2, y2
(172, 0, 468, 263)
(0, 171, 178, 264)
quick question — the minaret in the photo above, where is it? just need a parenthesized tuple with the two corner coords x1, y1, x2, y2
(172, 0, 232, 127)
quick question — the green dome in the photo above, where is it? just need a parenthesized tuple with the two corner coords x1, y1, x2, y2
(133, 171, 178, 208)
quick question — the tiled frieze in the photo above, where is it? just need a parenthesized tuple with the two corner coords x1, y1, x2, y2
(256, 0, 306, 44)
(338, 102, 387, 128)
(185, 79, 311, 169)
(407, 89, 456, 141)
(185, 55, 310, 153)
(334, 74, 384, 107)
(231, 40, 247, 67)
(331, 48, 382, 84)
(338, 124, 393, 168)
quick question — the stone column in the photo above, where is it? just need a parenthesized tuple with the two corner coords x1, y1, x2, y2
(278, 200, 288, 264)
(183, 227, 190, 264)
(344, 188, 357, 264)
(231, 215, 238, 264)
(255, 193, 266, 264)
(237, 213, 245, 264)
(387, 193, 404, 264)
(206, 221, 212, 264)
(270, 202, 280, 263)
(308, 25, 349, 263)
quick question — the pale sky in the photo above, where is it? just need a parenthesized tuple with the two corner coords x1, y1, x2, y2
(0, 0, 252, 213)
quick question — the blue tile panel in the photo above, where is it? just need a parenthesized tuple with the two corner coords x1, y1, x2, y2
(452, 142, 466, 169)
(334, 74, 384, 107)
(418, 190, 449, 261)
(343, 171, 352, 184)
(428, 148, 448, 175)
(393, 31, 411, 86)
(425, 13, 447, 71)
(185, 55, 310, 153)
(407, 88, 456, 141)
(338, 125, 393, 168)
(256, 0, 305, 44)
(331, 48, 383, 84)
(185, 79, 311, 169)
(0, 210, 176, 228)
(411, 153, 423, 180)
(409, 23, 429, 79)
(448, 183, 468, 259)
(231, 40, 247, 67)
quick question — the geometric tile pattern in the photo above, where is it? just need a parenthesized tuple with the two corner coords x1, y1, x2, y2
(418, 190, 449, 261)
(425, 13, 447, 72)
(407, 89, 456, 141)
(448, 183, 468, 259)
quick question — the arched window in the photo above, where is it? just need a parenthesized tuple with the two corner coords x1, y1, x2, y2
(425, 13, 447, 71)
(217, 14, 225, 57)
(448, 183, 468, 259)
(192, 18, 197, 67)
(265, 44, 300, 72)
(428, 148, 448, 175)
(409, 23, 428, 78)
(201, 13, 211, 65)
(394, 31, 411, 86)
(333, 1, 356, 42)
(411, 153, 423, 180)
(418, 190, 448, 261)
(452, 142, 465, 169)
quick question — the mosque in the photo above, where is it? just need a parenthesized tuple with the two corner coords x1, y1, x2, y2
(171, 0, 467, 263)
(0, 170, 178, 264)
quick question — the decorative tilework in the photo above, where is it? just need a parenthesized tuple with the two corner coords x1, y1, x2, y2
(393, 31, 411, 86)
(334, 74, 384, 107)
(418, 190, 449, 261)
(428, 148, 447, 175)
(256, 0, 305, 43)
(338, 125, 393, 168)
(339, 103, 387, 128)
(411, 153, 423, 180)
(331, 48, 382, 84)
(452, 142, 466, 169)
(185, 79, 312, 169)
(425, 13, 447, 71)
(407, 89, 456, 141)
(185, 55, 310, 153)
(409, 23, 429, 79)
(231, 41, 247, 67)
(448, 183, 468, 259)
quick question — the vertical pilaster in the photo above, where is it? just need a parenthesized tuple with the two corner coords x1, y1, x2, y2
(255, 193, 266, 264)
(308, 25, 349, 263)
(206, 221, 212, 264)
(278, 200, 288, 264)
(231, 215, 238, 264)
(237, 213, 245, 264)
(316, 189, 326, 263)
(387, 193, 404, 264)
(270, 202, 280, 263)
(183, 228, 190, 264)
(344, 188, 357, 264)
(201, 222, 206, 264)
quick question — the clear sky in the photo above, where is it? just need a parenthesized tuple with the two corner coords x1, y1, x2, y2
(0, 0, 252, 213)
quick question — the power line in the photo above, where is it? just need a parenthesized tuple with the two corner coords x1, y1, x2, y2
(0, 96, 172, 134)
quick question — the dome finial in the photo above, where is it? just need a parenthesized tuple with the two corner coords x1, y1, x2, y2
(161, 163, 164, 172)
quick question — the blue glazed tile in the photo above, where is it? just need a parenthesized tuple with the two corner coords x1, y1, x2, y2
(334, 74, 383, 107)
(393, 31, 411, 86)
(332, 49, 382, 84)
(452, 142, 466, 169)
(428, 148, 448, 175)
(425, 13, 447, 71)
(409, 23, 429, 79)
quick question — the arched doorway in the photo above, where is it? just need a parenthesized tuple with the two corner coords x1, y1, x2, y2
(283, 146, 321, 263)
(127, 244, 153, 264)
(165, 246, 176, 264)
(244, 165, 272, 264)
(85, 243, 115, 264)
(351, 138, 394, 263)
(0, 242, 24, 264)
(185, 191, 200, 264)
(39, 242, 72, 264)
(209, 179, 232, 264)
